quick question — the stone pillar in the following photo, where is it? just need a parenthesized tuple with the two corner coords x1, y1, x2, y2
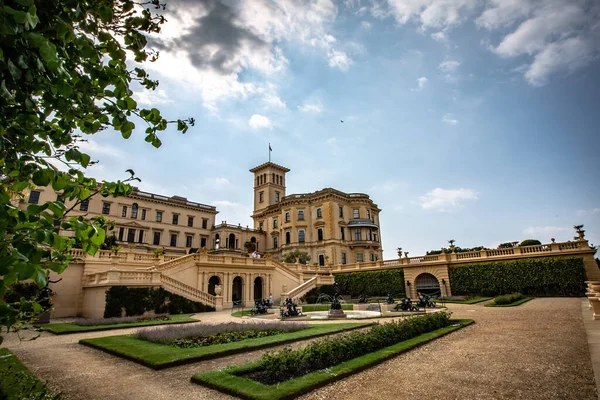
(197, 269, 202, 291)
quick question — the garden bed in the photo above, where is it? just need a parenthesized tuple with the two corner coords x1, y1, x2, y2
(439, 297, 492, 304)
(39, 313, 198, 334)
(485, 297, 533, 307)
(192, 318, 474, 400)
(79, 322, 370, 369)
(0, 348, 61, 399)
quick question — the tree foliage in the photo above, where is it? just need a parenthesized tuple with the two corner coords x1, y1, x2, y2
(0, 0, 193, 336)
(283, 250, 311, 265)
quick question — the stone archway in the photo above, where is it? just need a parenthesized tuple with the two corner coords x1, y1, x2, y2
(254, 276, 263, 300)
(208, 275, 220, 296)
(232, 276, 243, 303)
(415, 273, 441, 296)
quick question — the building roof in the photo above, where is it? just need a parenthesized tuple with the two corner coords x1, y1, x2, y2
(249, 162, 291, 173)
(130, 188, 218, 213)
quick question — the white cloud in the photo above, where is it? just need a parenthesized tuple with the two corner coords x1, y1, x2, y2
(248, 114, 272, 129)
(326, 137, 337, 145)
(431, 31, 447, 41)
(132, 89, 172, 106)
(78, 139, 125, 159)
(327, 49, 353, 71)
(215, 177, 230, 185)
(262, 92, 286, 109)
(361, 21, 372, 29)
(410, 76, 428, 91)
(523, 226, 568, 238)
(482, 0, 600, 86)
(382, 0, 478, 30)
(593, 208, 600, 214)
(298, 103, 323, 113)
(212, 200, 253, 226)
(419, 188, 478, 211)
(438, 60, 460, 72)
(577, 209, 587, 217)
(443, 113, 459, 125)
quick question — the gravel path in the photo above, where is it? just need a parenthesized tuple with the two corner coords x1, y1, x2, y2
(3, 298, 596, 400)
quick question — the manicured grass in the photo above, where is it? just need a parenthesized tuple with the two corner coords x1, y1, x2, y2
(486, 297, 533, 307)
(192, 319, 474, 400)
(79, 322, 371, 369)
(439, 297, 493, 304)
(300, 304, 354, 312)
(0, 348, 60, 399)
(39, 313, 199, 334)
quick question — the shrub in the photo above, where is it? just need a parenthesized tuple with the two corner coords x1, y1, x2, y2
(449, 257, 586, 297)
(283, 250, 311, 265)
(256, 313, 450, 384)
(492, 293, 524, 305)
(334, 270, 405, 297)
(2, 282, 40, 304)
(0, 349, 61, 400)
(520, 239, 541, 246)
(104, 287, 215, 318)
(135, 321, 307, 345)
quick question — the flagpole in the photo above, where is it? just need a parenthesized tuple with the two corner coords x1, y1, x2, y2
(268, 143, 271, 162)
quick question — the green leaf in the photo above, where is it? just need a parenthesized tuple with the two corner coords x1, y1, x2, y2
(13, 181, 29, 192)
(7, 59, 21, 80)
(80, 153, 91, 168)
(39, 40, 58, 64)
(33, 269, 47, 288)
(57, 82, 72, 97)
(32, 169, 51, 186)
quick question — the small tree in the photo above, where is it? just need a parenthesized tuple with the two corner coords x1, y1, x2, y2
(283, 250, 311, 265)
(243, 240, 256, 253)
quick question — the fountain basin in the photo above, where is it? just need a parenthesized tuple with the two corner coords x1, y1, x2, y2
(307, 310, 381, 320)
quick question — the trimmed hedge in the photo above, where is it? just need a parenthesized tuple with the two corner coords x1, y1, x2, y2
(104, 287, 215, 318)
(449, 257, 586, 297)
(301, 285, 336, 304)
(334, 270, 405, 298)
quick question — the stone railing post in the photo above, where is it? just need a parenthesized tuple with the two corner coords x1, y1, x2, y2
(480, 249, 488, 258)
(550, 243, 560, 251)
(125, 252, 134, 262)
(151, 271, 161, 284)
(513, 246, 522, 255)
(449, 253, 457, 262)
(214, 295, 223, 311)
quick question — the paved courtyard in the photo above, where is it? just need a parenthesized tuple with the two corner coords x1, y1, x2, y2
(3, 298, 597, 400)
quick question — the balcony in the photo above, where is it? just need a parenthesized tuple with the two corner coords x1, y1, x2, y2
(347, 219, 379, 229)
(348, 240, 380, 249)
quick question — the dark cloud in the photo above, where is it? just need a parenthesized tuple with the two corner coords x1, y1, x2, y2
(151, 0, 270, 75)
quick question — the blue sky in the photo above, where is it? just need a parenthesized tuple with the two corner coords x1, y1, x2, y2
(80, 0, 600, 257)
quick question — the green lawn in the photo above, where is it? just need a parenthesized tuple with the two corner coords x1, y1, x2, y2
(438, 297, 493, 304)
(486, 297, 534, 307)
(231, 309, 255, 317)
(39, 313, 199, 334)
(0, 348, 61, 399)
(79, 322, 371, 369)
(192, 319, 474, 400)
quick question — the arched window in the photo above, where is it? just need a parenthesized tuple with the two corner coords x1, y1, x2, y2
(215, 234, 220, 249)
(228, 233, 236, 249)
(131, 203, 138, 219)
(285, 231, 291, 245)
(318, 254, 325, 266)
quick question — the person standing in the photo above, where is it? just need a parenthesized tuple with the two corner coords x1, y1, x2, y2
(269, 293, 273, 307)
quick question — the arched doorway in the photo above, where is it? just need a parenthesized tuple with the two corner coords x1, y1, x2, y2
(254, 277, 263, 300)
(208, 275, 220, 296)
(228, 233, 236, 249)
(232, 276, 243, 303)
(415, 273, 441, 296)
(215, 234, 220, 249)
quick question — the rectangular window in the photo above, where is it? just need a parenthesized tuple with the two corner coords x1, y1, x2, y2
(317, 228, 323, 241)
(316, 208, 322, 218)
(356, 253, 364, 263)
(28, 190, 41, 204)
(339, 206, 343, 218)
(202, 218, 208, 229)
(275, 192, 280, 202)
(273, 236, 278, 249)
(298, 230, 305, 243)
(188, 216, 194, 227)
(370, 253, 375, 261)
(340, 227, 345, 241)
(259, 191, 264, 202)
(318, 254, 325, 266)
(273, 218, 278, 229)
(298, 210, 304, 220)
(355, 228, 361, 241)
(186, 235, 192, 247)
(285, 231, 291, 244)
(122, 206, 127, 217)
(141, 209, 146, 220)
(127, 228, 136, 243)
(102, 202, 111, 215)
(170, 233, 177, 247)
(156, 211, 162, 222)
(259, 222, 264, 231)
(131, 205, 138, 219)
(353, 209, 359, 219)
(367, 210, 371, 220)
(153, 232, 161, 246)
(138, 230, 144, 244)
(118, 227, 124, 241)
(200, 237, 207, 248)
(285, 211, 290, 222)
(172, 214, 178, 225)
(79, 199, 89, 211)
(341, 252, 347, 265)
